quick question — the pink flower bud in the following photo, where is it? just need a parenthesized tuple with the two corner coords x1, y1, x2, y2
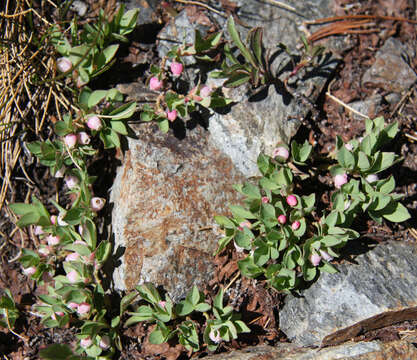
(54, 166, 66, 178)
(66, 270, 79, 283)
(34, 226, 44, 235)
(209, 329, 222, 344)
(50, 215, 57, 225)
(272, 146, 289, 161)
(67, 302, 79, 310)
(344, 143, 353, 151)
(86, 116, 102, 131)
(55, 311, 65, 317)
(239, 221, 251, 229)
(91, 197, 105, 212)
(149, 76, 163, 91)
(99, 335, 111, 350)
(23, 266, 37, 276)
(158, 301, 166, 309)
(47, 235, 60, 246)
(291, 221, 301, 231)
(286, 195, 298, 207)
(64, 134, 77, 148)
(277, 214, 287, 224)
(77, 302, 91, 315)
(319, 250, 333, 261)
(65, 175, 79, 189)
(80, 337, 93, 349)
(77, 132, 90, 145)
(200, 85, 212, 98)
(57, 57, 72, 73)
(261, 196, 269, 203)
(366, 174, 379, 183)
(334, 173, 348, 189)
(38, 246, 51, 257)
(65, 252, 80, 262)
(310, 253, 321, 266)
(166, 109, 177, 122)
(170, 61, 183, 76)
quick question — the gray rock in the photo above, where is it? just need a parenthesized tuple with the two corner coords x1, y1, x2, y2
(124, 0, 158, 25)
(157, 9, 210, 57)
(384, 92, 402, 105)
(362, 37, 417, 93)
(202, 340, 417, 360)
(347, 95, 383, 121)
(110, 124, 245, 301)
(279, 241, 417, 347)
(70, 1, 87, 17)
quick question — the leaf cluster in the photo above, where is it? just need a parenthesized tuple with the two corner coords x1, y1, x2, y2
(50, 5, 139, 85)
(0, 289, 19, 330)
(210, 16, 270, 88)
(331, 117, 410, 224)
(125, 284, 249, 352)
(77, 87, 136, 148)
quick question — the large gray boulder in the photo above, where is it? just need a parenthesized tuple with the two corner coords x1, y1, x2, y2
(110, 124, 245, 300)
(202, 340, 417, 360)
(279, 241, 417, 347)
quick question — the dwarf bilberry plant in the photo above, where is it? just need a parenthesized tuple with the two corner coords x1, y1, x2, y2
(125, 283, 250, 352)
(140, 29, 231, 133)
(215, 117, 410, 292)
(8, 5, 140, 359)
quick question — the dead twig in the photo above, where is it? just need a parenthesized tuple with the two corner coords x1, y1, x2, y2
(304, 14, 417, 26)
(173, 0, 227, 18)
(405, 133, 417, 142)
(224, 271, 240, 291)
(325, 92, 370, 119)
(261, 0, 297, 13)
(390, 88, 414, 118)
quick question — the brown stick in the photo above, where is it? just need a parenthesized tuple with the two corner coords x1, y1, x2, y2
(304, 14, 417, 26)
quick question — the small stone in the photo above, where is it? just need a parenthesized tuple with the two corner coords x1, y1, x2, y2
(70, 1, 87, 17)
(362, 38, 417, 93)
(347, 95, 383, 121)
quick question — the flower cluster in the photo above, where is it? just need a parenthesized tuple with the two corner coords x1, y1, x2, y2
(143, 58, 223, 132)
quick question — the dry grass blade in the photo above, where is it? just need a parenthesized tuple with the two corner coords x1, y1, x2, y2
(306, 14, 417, 43)
(0, 0, 68, 216)
(308, 19, 379, 43)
